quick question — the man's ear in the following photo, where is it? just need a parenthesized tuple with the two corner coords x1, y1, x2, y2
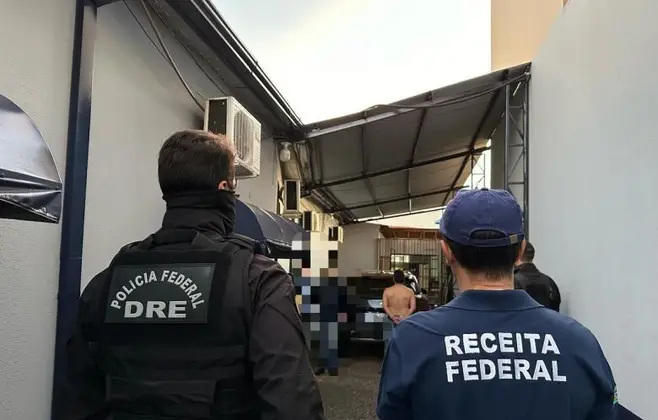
(516, 239, 527, 264)
(440, 240, 455, 264)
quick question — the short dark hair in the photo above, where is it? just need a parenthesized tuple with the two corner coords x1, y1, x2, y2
(158, 130, 236, 195)
(521, 241, 535, 262)
(393, 269, 405, 284)
(444, 231, 521, 279)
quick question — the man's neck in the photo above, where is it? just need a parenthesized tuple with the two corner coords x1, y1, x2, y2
(455, 271, 515, 291)
(469, 282, 513, 291)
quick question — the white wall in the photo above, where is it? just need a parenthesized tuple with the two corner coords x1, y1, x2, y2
(0, 1, 75, 418)
(530, 0, 657, 417)
(82, 2, 278, 284)
(0, 2, 279, 418)
(338, 223, 381, 277)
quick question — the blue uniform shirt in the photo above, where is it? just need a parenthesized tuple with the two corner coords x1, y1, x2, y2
(377, 290, 617, 420)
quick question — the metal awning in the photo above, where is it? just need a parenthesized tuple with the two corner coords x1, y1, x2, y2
(301, 63, 531, 221)
(234, 199, 303, 252)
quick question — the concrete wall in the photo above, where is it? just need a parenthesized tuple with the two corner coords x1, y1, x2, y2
(491, 0, 563, 71)
(529, 0, 657, 417)
(0, 1, 278, 418)
(0, 0, 75, 418)
(338, 223, 381, 277)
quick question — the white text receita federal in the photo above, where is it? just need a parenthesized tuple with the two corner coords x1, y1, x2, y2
(443, 332, 567, 383)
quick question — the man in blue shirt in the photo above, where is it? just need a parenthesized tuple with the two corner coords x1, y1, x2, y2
(377, 188, 617, 420)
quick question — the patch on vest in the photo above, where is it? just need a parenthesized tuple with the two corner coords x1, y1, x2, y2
(105, 264, 214, 324)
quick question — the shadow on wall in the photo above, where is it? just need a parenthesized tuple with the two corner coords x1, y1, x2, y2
(0, 94, 63, 224)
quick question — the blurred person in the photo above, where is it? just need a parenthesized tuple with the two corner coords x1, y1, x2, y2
(61, 130, 324, 420)
(377, 188, 617, 420)
(514, 241, 561, 311)
(292, 231, 344, 376)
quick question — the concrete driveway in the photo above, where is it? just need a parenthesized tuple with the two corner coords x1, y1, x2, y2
(317, 341, 383, 420)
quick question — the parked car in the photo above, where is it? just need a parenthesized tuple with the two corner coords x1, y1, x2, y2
(342, 271, 431, 346)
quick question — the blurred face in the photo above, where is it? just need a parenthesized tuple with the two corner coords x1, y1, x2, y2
(291, 231, 339, 278)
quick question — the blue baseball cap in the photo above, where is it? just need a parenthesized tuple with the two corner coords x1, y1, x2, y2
(438, 188, 524, 247)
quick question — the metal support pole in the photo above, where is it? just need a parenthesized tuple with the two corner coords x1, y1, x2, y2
(481, 151, 487, 188)
(470, 153, 475, 188)
(523, 80, 530, 238)
(503, 84, 511, 191)
(52, 1, 97, 419)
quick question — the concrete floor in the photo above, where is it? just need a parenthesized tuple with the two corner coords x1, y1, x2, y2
(317, 341, 383, 420)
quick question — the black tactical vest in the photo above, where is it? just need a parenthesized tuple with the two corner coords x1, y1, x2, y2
(93, 228, 261, 420)
(515, 272, 557, 311)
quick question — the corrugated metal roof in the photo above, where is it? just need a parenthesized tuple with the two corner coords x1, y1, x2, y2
(302, 63, 531, 221)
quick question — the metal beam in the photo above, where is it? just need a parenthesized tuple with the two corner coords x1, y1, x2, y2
(470, 152, 487, 189)
(360, 124, 383, 217)
(303, 73, 528, 140)
(502, 77, 531, 238)
(94, 0, 120, 6)
(316, 188, 355, 223)
(316, 137, 324, 183)
(503, 83, 511, 191)
(523, 80, 530, 238)
(406, 93, 430, 213)
(441, 70, 510, 206)
(333, 186, 464, 213)
(304, 146, 490, 194)
(342, 206, 445, 226)
(298, 139, 357, 222)
(306, 140, 317, 184)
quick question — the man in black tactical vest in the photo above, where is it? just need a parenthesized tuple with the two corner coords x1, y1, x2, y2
(61, 130, 325, 420)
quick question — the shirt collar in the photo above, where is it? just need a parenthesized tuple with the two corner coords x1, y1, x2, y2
(445, 289, 541, 311)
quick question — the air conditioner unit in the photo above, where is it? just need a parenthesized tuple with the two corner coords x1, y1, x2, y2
(328, 226, 344, 243)
(204, 96, 262, 178)
(302, 211, 322, 232)
(282, 179, 301, 215)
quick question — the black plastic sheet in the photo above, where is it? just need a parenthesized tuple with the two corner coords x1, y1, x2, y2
(0, 94, 62, 223)
(234, 199, 303, 252)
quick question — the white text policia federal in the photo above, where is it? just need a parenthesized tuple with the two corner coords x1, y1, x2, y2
(444, 333, 567, 383)
(110, 269, 205, 318)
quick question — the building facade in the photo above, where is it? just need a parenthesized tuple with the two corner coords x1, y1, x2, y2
(0, 1, 294, 418)
(490, 0, 564, 71)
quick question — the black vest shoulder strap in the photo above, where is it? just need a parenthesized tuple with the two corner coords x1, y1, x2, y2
(114, 240, 148, 257)
(225, 233, 266, 255)
(126, 229, 236, 254)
